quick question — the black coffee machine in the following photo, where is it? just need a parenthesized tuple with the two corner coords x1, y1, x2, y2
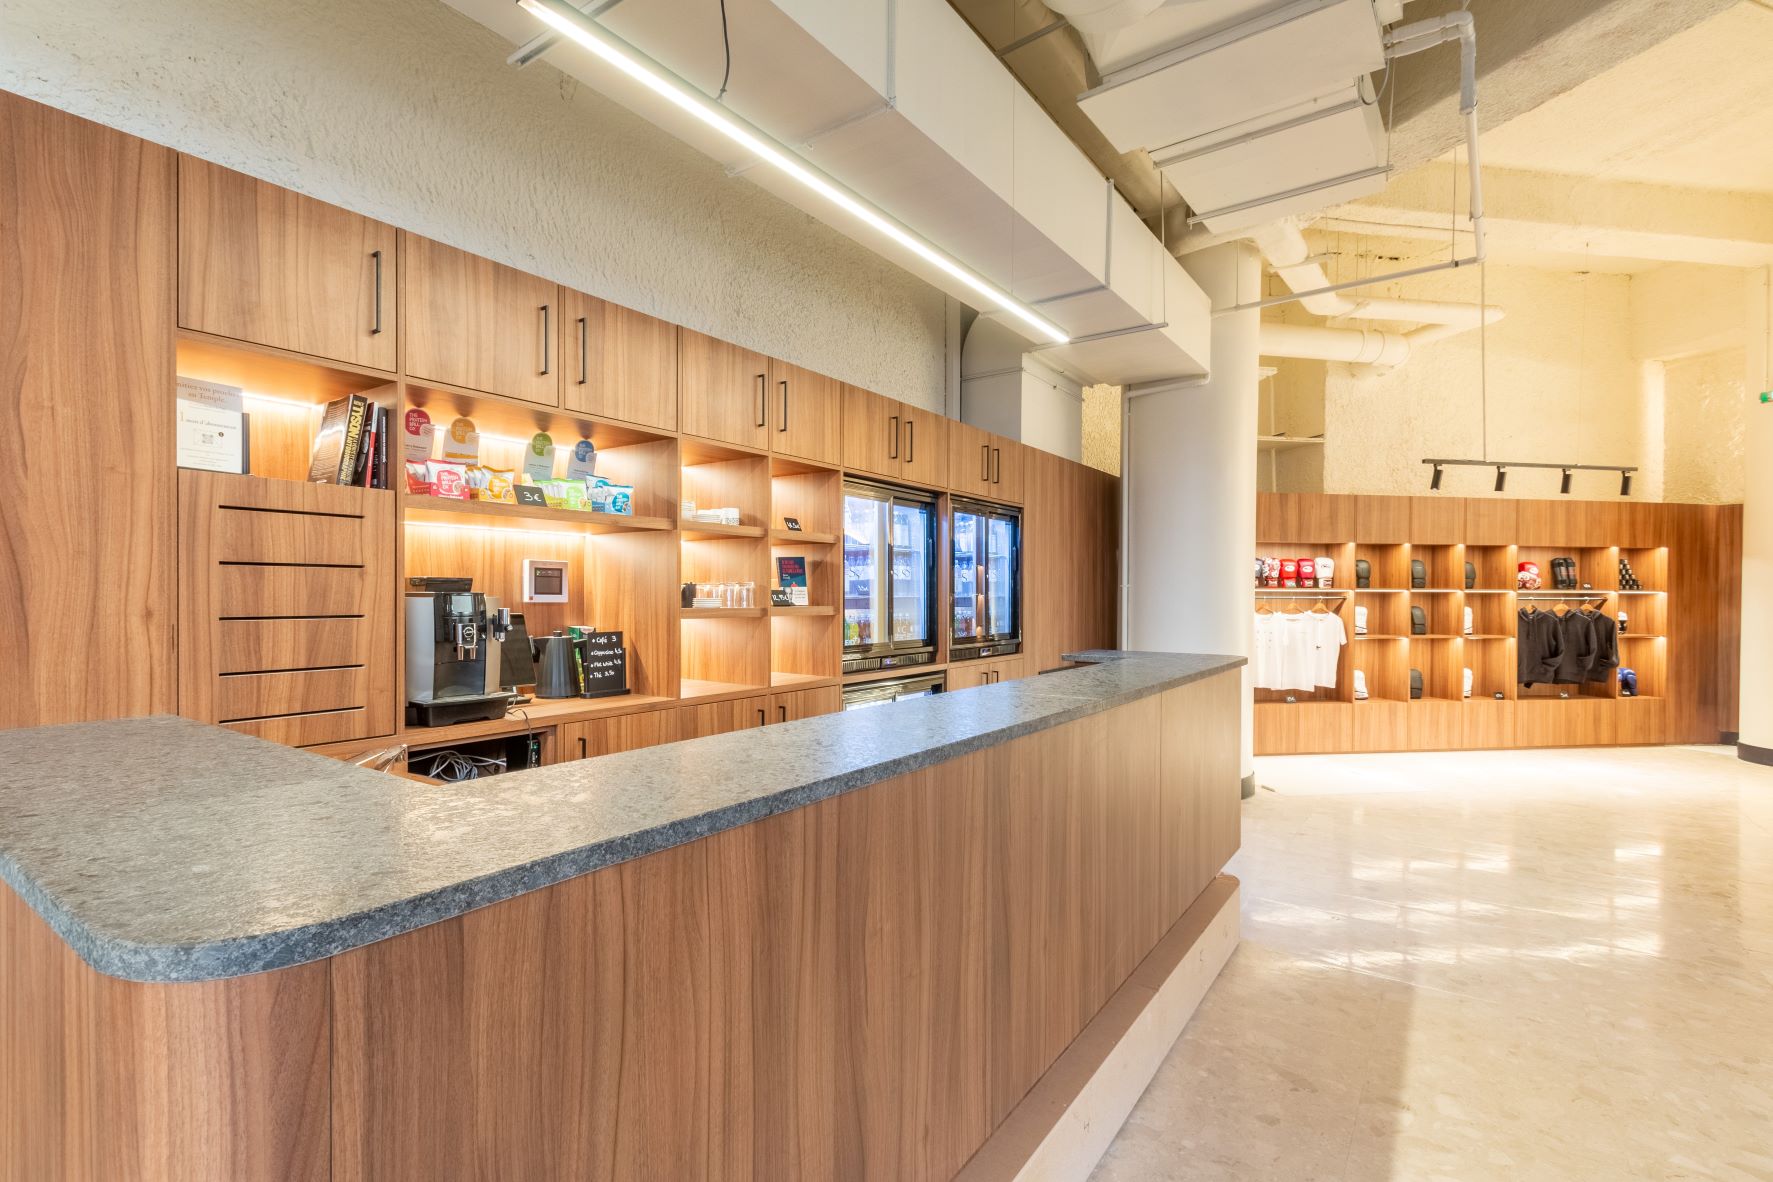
(404, 577, 515, 726)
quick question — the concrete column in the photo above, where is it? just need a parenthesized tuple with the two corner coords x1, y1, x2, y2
(1740, 266, 1773, 759)
(1124, 241, 1260, 793)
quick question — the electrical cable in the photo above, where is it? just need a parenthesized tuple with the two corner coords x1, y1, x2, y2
(715, 0, 732, 102)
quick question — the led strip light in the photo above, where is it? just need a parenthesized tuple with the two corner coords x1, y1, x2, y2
(517, 0, 1070, 345)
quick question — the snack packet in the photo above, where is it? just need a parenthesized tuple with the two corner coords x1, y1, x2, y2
(405, 460, 433, 496)
(426, 460, 469, 500)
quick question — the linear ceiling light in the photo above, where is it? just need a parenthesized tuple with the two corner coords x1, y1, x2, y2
(517, 0, 1070, 345)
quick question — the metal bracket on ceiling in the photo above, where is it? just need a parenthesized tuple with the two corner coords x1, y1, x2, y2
(996, 17, 1071, 59)
(507, 0, 629, 67)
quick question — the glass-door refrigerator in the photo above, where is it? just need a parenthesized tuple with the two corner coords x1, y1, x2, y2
(950, 498, 1022, 663)
(843, 481, 936, 674)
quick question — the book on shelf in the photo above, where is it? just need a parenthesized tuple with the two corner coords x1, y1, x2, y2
(308, 395, 371, 485)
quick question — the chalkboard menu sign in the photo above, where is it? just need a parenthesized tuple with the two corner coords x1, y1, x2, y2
(578, 630, 629, 699)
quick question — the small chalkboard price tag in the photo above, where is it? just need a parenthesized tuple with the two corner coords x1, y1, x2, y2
(514, 484, 549, 507)
(782, 516, 802, 531)
(579, 631, 629, 699)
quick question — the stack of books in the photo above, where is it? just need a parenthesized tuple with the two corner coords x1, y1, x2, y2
(308, 394, 390, 488)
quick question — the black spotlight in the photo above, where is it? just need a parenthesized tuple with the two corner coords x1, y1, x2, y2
(1430, 463, 1444, 491)
(1620, 470, 1633, 497)
(1560, 468, 1573, 495)
(1494, 466, 1507, 492)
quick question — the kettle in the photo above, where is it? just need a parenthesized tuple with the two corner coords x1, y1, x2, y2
(531, 633, 579, 698)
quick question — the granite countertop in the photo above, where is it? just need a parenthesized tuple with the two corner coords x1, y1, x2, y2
(0, 650, 1241, 983)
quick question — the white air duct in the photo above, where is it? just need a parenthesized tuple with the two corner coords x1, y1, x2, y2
(1251, 219, 1502, 367)
(1038, 0, 1169, 62)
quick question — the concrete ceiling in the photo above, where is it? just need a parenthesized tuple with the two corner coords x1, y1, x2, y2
(1477, 2, 1773, 194)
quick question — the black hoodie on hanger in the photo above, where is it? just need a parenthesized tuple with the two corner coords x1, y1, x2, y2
(1551, 609, 1598, 683)
(1517, 608, 1564, 686)
(1584, 610, 1621, 682)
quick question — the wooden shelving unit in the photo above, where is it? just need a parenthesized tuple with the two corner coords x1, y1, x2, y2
(1253, 492, 1729, 754)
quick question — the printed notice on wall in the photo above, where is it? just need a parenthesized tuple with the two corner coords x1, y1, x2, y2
(176, 376, 246, 474)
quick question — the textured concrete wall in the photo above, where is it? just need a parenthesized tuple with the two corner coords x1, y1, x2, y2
(1080, 384, 1121, 475)
(1662, 349, 1746, 503)
(1316, 259, 1650, 501)
(0, 0, 947, 407)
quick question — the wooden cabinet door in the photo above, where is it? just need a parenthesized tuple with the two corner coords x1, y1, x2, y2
(178, 156, 397, 371)
(560, 291, 677, 430)
(947, 420, 993, 498)
(403, 235, 559, 406)
(558, 709, 679, 762)
(992, 656, 1027, 684)
(769, 360, 841, 465)
(678, 328, 769, 449)
(989, 436, 1025, 504)
(841, 384, 902, 478)
(945, 661, 992, 690)
(770, 685, 841, 723)
(899, 404, 949, 488)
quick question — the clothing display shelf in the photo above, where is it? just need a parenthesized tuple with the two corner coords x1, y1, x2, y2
(1251, 493, 1726, 755)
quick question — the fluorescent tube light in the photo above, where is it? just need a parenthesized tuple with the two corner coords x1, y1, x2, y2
(517, 0, 1070, 345)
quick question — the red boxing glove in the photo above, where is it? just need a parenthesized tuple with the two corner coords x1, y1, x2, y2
(1280, 558, 1299, 588)
(1297, 558, 1316, 588)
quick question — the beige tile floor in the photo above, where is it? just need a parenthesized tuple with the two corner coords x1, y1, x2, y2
(1091, 745, 1773, 1182)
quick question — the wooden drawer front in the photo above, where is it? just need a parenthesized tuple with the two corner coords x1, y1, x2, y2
(1407, 700, 1463, 751)
(215, 667, 369, 723)
(1350, 700, 1410, 752)
(215, 565, 375, 618)
(179, 470, 395, 745)
(559, 710, 680, 761)
(1461, 699, 1515, 749)
(1516, 699, 1619, 748)
(217, 618, 371, 674)
(214, 506, 371, 566)
(224, 709, 374, 748)
(1616, 698, 1667, 745)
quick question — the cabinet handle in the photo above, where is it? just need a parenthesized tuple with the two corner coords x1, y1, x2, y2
(755, 374, 767, 428)
(578, 736, 586, 760)
(540, 304, 551, 375)
(779, 380, 789, 433)
(992, 447, 1001, 484)
(906, 419, 915, 463)
(778, 704, 788, 723)
(889, 414, 900, 459)
(577, 316, 588, 385)
(982, 443, 990, 481)
(757, 708, 767, 728)
(370, 250, 384, 335)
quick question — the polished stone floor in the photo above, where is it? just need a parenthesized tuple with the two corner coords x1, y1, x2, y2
(1092, 745, 1773, 1182)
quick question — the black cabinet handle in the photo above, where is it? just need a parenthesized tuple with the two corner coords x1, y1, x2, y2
(370, 250, 383, 335)
(906, 419, 915, 463)
(757, 708, 767, 728)
(779, 380, 789, 433)
(755, 374, 767, 428)
(982, 443, 990, 481)
(992, 447, 1001, 484)
(889, 414, 900, 459)
(578, 736, 586, 760)
(577, 316, 588, 385)
(540, 304, 551, 375)
(778, 704, 788, 723)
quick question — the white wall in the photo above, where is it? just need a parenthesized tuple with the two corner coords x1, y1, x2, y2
(0, 0, 948, 407)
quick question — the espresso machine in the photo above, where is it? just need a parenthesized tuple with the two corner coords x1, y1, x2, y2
(405, 578, 516, 726)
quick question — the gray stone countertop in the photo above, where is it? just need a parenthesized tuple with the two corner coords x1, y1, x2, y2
(0, 650, 1241, 983)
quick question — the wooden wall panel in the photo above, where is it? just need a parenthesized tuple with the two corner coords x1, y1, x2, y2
(1716, 503, 1743, 735)
(0, 886, 331, 1182)
(1464, 498, 1519, 545)
(1410, 496, 1464, 544)
(1356, 495, 1412, 544)
(1258, 491, 1354, 542)
(1024, 450, 1119, 673)
(0, 93, 177, 728)
(319, 672, 1238, 1182)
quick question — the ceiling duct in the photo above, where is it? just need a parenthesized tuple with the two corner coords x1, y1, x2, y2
(1075, 0, 1391, 233)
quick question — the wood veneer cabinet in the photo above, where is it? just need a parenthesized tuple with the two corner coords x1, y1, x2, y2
(1253, 492, 1741, 755)
(403, 235, 560, 407)
(0, 93, 178, 729)
(947, 657, 1025, 689)
(772, 684, 841, 722)
(178, 156, 398, 371)
(558, 708, 680, 761)
(559, 289, 678, 431)
(679, 327, 770, 449)
(769, 358, 842, 465)
(841, 384, 949, 486)
(947, 421, 1025, 503)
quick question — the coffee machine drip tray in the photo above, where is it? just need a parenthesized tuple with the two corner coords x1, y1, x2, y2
(406, 691, 515, 728)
